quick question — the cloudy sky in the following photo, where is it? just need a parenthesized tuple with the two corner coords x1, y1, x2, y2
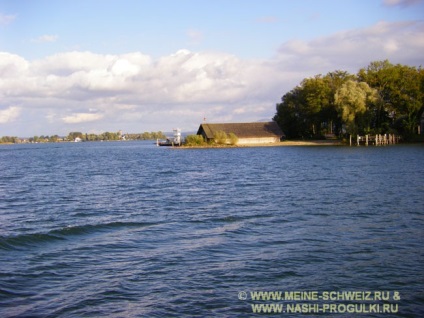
(0, 0, 423, 136)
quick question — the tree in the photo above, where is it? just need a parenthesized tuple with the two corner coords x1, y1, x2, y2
(358, 60, 399, 133)
(228, 133, 238, 145)
(213, 131, 228, 144)
(301, 75, 330, 136)
(274, 71, 353, 139)
(275, 60, 423, 140)
(0, 136, 18, 143)
(67, 132, 83, 141)
(357, 60, 424, 137)
(334, 80, 378, 135)
(49, 135, 60, 142)
(390, 65, 423, 138)
(274, 87, 303, 139)
(184, 134, 206, 146)
(322, 70, 355, 135)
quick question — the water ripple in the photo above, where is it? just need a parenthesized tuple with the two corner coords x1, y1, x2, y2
(0, 142, 423, 317)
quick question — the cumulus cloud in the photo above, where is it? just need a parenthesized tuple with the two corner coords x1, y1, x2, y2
(0, 107, 21, 123)
(0, 19, 422, 135)
(277, 20, 424, 74)
(62, 113, 104, 124)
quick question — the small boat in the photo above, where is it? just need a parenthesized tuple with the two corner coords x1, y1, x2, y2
(157, 129, 182, 147)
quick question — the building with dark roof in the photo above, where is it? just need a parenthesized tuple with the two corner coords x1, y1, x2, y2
(196, 121, 285, 145)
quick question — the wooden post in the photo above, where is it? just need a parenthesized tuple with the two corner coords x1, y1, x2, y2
(349, 135, 352, 146)
(366, 135, 369, 146)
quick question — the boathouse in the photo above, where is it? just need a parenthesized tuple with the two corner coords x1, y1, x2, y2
(196, 121, 285, 145)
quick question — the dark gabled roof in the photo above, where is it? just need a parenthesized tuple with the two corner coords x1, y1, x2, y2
(197, 121, 285, 139)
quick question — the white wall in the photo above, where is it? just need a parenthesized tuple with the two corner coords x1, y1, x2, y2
(236, 137, 280, 144)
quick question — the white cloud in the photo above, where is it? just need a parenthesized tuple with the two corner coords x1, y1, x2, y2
(62, 113, 104, 124)
(0, 106, 21, 123)
(277, 20, 424, 74)
(0, 19, 422, 136)
(0, 13, 16, 25)
(32, 35, 59, 43)
(0, 52, 29, 75)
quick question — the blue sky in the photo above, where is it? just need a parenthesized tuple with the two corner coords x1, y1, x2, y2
(0, 0, 423, 136)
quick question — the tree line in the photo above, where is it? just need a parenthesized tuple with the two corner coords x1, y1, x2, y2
(273, 60, 424, 140)
(67, 131, 167, 141)
(0, 131, 167, 144)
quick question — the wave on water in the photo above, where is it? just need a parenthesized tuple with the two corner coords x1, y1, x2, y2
(0, 221, 156, 251)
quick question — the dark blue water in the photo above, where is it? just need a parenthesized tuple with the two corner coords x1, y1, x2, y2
(0, 142, 423, 317)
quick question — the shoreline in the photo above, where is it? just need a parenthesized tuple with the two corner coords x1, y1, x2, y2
(179, 140, 344, 149)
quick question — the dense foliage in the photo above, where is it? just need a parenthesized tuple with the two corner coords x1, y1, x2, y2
(213, 131, 238, 145)
(273, 60, 424, 140)
(184, 131, 239, 146)
(213, 131, 228, 145)
(0, 136, 19, 144)
(184, 134, 206, 146)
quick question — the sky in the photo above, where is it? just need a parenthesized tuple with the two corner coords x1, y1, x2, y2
(0, 0, 423, 137)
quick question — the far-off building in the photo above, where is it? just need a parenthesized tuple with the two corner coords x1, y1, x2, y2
(196, 121, 285, 145)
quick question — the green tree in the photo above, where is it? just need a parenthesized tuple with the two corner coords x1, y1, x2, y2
(357, 60, 424, 137)
(141, 132, 151, 140)
(0, 136, 18, 143)
(358, 60, 399, 133)
(274, 87, 309, 139)
(184, 134, 206, 146)
(228, 132, 238, 145)
(322, 70, 354, 135)
(274, 71, 353, 139)
(391, 65, 423, 138)
(334, 80, 378, 135)
(301, 76, 329, 136)
(49, 135, 60, 142)
(67, 132, 83, 141)
(213, 130, 228, 144)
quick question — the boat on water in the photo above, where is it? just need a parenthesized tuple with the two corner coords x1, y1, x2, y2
(157, 128, 182, 146)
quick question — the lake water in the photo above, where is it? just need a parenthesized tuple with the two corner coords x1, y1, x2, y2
(0, 142, 423, 317)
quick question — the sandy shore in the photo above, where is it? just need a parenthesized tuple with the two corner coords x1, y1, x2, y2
(238, 140, 343, 147)
(179, 140, 343, 149)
